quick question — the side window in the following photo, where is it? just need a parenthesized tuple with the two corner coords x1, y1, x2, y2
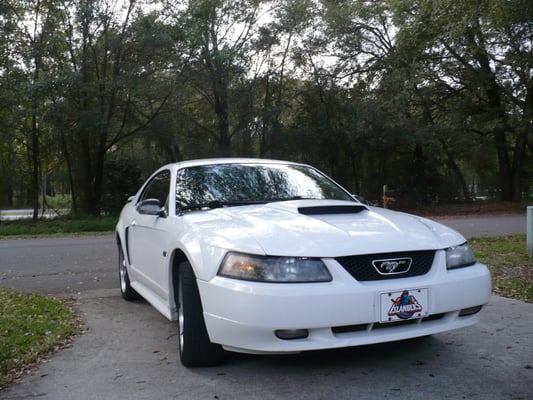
(139, 170, 171, 208)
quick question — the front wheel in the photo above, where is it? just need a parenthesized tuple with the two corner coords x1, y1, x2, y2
(177, 261, 224, 367)
(118, 245, 141, 301)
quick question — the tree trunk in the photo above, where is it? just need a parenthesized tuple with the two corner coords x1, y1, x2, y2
(438, 138, 471, 201)
(60, 130, 78, 213)
(30, 109, 40, 221)
(474, 37, 518, 201)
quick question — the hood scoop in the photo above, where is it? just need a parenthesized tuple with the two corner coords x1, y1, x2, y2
(298, 204, 368, 216)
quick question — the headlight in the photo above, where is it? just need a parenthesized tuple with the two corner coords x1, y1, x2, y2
(446, 243, 477, 269)
(218, 252, 332, 283)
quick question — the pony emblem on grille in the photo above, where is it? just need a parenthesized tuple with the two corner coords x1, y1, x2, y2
(372, 257, 412, 275)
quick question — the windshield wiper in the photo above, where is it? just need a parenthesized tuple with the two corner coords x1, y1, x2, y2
(266, 196, 316, 202)
(179, 200, 266, 212)
(207, 200, 268, 209)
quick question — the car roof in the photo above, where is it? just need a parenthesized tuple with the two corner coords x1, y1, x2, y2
(172, 158, 307, 169)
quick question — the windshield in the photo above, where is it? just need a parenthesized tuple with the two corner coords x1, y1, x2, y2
(175, 163, 354, 209)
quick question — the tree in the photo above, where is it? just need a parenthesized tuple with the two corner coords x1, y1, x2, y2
(0, 2, 18, 208)
(47, 0, 173, 215)
(248, 0, 319, 157)
(316, 0, 432, 199)
(162, 0, 265, 156)
(1, 0, 531, 211)
(390, 0, 533, 201)
(2, 0, 67, 219)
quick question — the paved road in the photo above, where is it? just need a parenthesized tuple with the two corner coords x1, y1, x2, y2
(435, 214, 526, 238)
(0, 214, 532, 399)
(0, 236, 117, 295)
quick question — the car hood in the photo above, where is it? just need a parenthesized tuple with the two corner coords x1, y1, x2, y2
(187, 200, 464, 257)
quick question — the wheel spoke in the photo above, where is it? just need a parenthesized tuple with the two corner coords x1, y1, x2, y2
(178, 281, 185, 352)
(118, 246, 140, 301)
(119, 252, 127, 293)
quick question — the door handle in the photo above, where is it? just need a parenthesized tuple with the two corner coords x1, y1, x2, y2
(131, 220, 136, 227)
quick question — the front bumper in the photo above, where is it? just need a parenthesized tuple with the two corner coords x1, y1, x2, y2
(198, 251, 492, 354)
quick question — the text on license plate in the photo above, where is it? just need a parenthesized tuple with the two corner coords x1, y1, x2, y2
(380, 288, 429, 323)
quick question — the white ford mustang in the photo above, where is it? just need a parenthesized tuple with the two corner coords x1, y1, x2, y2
(115, 158, 491, 367)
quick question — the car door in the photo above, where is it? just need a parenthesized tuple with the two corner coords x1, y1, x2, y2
(128, 169, 173, 300)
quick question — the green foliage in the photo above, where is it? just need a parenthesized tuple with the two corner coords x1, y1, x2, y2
(101, 160, 143, 214)
(46, 194, 72, 210)
(389, 0, 533, 201)
(0, 0, 531, 209)
(0, 288, 79, 388)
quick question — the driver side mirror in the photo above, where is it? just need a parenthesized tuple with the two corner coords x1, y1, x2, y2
(136, 198, 167, 217)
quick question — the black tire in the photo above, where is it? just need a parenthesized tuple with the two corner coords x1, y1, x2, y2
(118, 245, 141, 301)
(177, 261, 224, 367)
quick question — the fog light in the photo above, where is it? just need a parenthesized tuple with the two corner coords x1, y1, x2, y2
(459, 306, 482, 316)
(275, 329, 309, 340)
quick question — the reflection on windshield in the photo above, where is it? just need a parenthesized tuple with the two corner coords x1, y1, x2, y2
(175, 163, 353, 209)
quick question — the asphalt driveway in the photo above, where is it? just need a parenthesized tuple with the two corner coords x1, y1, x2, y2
(2, 291, 532, 400)
(1, 214, 532, 399)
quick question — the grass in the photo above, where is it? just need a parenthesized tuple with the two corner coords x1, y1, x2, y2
(0, 215, 117, 238)
(0, 288, 80, 388)
(470, 234, 533, 303)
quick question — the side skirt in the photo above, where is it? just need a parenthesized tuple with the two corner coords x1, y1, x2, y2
(131, 281, 178, 321)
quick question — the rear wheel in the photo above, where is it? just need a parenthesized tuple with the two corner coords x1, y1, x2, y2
(177, 261, 224, 367)
(118, 245, 141, 301)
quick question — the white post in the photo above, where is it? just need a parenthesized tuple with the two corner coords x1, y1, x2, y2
(527, 206, 533, 257)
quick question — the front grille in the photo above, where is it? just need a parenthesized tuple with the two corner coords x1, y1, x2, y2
(335, 250, 435, 281)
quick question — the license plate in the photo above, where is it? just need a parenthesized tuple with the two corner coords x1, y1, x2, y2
(380, 288, 429, 323)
